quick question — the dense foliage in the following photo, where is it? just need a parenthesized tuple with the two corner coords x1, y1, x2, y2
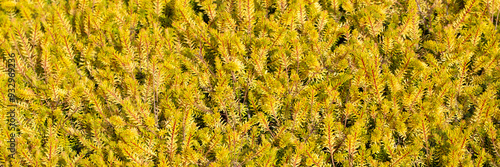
(1, 0, 500, 166)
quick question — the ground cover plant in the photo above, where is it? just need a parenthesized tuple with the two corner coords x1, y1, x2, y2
(1, 0, 500, 166)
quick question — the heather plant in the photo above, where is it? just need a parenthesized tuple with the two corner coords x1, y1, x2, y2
(0, 0, 500, 166)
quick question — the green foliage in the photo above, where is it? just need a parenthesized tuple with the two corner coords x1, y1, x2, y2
(1, 0, 500, 166)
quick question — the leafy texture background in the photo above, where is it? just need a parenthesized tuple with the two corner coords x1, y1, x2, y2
(1, 0, 500, 166)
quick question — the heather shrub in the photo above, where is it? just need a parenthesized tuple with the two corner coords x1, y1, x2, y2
(1, 0, 500, 166)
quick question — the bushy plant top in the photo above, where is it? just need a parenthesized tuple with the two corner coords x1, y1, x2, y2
(1, 0, 500, 166)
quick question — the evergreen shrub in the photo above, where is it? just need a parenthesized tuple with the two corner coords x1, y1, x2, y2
(1, 0, 500, 166)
